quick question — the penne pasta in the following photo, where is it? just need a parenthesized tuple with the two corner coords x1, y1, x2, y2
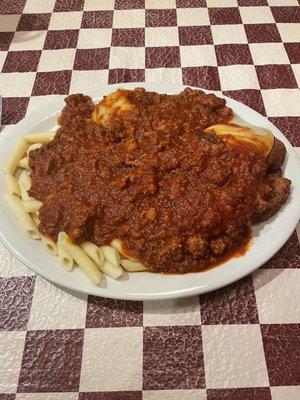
(41, 235, 57, 256)
(19, 171, 31, 190)
(5, 174, 20, 197)
(102, 245, 120, 267)
(58, 232, 102, 284)
(27, 142, 43, 154)
(111, 238, 137, 261)
(31, 212, 39, 225)
(22, 199, 43, 213)
(18, 181, 31, 201)
(18, 171, 32, 201)
(19, 170, 32, 190)
(80, 241, 105, 267)
(3, 138, 28, 175)
(99, 260, 123, 279)
(3, 194, 40, 239)
(58, 243, 74, 271)
(18, 157, 29, 169)
(120, 259, 147, 272)
(110, 238, 122, 252)
(24, 132, 55, 144)
(31, 213, 57, 256)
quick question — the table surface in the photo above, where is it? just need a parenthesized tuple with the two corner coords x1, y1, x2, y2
(0, 1, 299, 399)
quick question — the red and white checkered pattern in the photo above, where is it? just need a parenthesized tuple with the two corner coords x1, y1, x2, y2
(0, 0, 299, 398)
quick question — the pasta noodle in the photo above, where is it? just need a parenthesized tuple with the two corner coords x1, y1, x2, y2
(110, 238, 122, 252)
(102, 245, 120, 267)
(30, 213, 58, 256)
(3, 194, 40, 239)
(111, 238, 137, 261)
(18, 171, 32, 201)
(24, 132, 55, 144)
(41, 235, 57, 256)
(27, 142, 43, 154)
(99, 260, 123, 279)
(19, 170, 31, 190)
(18, 181, 31, 201)
(120, 259, 147, 272)
(22, 200, 43, 213)
(58, 232, 102, 284)
(3, 137, 28, 175)
(80, 241, 105, 267)
(18, 157, 29, 169)
(58, 243, 74, 271)
(5, 174, 20, 197)
(31, 212, 39, 224)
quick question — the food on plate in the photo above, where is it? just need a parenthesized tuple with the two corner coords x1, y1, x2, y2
(3, 88, 291, 283)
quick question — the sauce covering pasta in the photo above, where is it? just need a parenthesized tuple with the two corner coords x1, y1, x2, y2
(28, 88, 291, 273)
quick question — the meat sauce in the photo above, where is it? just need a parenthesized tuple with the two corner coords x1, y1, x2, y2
(29, 88, 270, 273)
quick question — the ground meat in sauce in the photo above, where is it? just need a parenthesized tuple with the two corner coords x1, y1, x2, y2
(28, 88, 291, 273)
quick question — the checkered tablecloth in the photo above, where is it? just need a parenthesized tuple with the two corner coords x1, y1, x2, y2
(0, 0, 300, 399)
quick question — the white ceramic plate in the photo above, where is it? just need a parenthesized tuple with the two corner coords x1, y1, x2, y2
(1, 82, 300, 300)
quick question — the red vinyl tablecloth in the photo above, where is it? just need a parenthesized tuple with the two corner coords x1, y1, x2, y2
(0, 0, 299, 399)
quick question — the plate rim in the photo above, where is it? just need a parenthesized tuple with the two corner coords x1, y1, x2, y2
(1, 81, 300, 300)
